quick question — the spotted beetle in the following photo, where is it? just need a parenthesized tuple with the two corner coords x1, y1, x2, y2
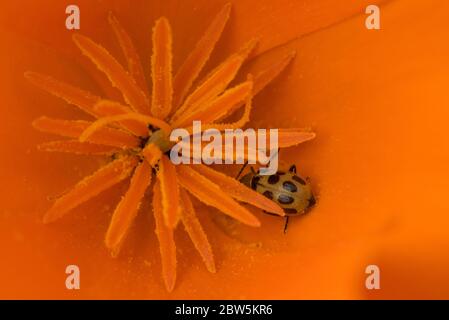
(237, 164, 316, 233)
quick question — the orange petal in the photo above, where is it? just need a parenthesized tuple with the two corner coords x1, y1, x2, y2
(179, 188, 216, 273)
(192, 164, 284, 216)
(142, 143, 163, 167)
(171, 55, 245, 123)
(43, 156, 138, 224)
(105, 160, 152, 256)
(37, 140, 119, 155)
(157, 155, 179, 228)
(172, 80, 252, 128)
(177, 165, 260, 227)
(172, 3, 231, 109)
(72, 34, 150, 115)
(108, 12, 149, 96)
(151, 17, 173, 119)
(153, 180, 177, 292)
(33, 117, 140, 148)
(24, 71, 101, 118)
(78, 113, 171, 143)
(94, 100, 149, 137)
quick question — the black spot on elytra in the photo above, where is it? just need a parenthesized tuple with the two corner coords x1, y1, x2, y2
(284, 208, 298, 214)
(251, 176, 260, 190)
(283, 181, 297, 193)
(292, 175, 306, 185)
(268, 175, 280, 184)
(278, 194, 294, 205)
(263, 190, 273, 200)
(277, 171, 286, 175)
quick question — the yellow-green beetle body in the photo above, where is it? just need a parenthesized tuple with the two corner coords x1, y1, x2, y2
(239, 165, 315, 231)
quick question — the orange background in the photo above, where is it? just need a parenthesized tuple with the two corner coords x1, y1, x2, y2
(0, 0, 448, 299)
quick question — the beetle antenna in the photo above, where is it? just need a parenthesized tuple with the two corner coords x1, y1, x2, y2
(236, 160, 249, 179)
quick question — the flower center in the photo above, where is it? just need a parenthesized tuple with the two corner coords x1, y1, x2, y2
(146, 128, 174, 153)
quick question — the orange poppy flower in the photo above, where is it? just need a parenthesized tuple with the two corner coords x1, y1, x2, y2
(0, 0, 448, 299)
(23, 3, 318, 292)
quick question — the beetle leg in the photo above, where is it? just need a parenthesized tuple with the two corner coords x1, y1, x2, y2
(251, 166, 257, 175)
(283, 216, 290, 233)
